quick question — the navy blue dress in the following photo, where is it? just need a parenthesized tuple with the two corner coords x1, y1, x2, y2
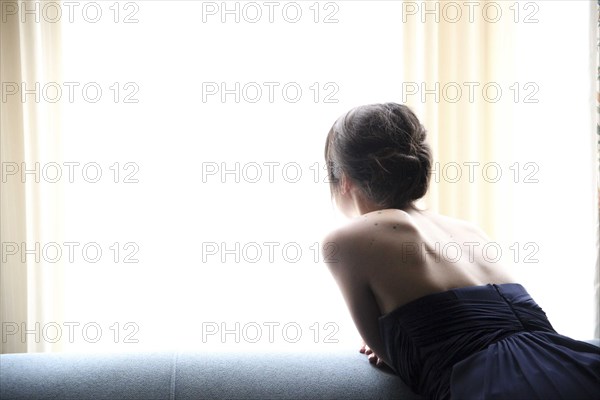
(378, 283, 600, 399)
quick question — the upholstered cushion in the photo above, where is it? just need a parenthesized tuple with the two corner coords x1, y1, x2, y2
(0, 350, 422, 399)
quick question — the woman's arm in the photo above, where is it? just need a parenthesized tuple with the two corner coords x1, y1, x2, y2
(322, 228, 393, 370)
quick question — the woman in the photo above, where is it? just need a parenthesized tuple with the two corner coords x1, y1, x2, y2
(321, 103, 600, 399)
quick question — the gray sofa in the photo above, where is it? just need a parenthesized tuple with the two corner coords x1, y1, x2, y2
(0, 350, 423, 399)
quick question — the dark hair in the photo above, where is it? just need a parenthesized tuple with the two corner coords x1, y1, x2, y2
(324, 103, 432, 211)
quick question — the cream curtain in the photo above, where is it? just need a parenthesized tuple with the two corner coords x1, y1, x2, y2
(594, 0, 600, 340)
(0, 1, 64, 353)
(402, 1, 515, 242)
(403, 0, 598, 339)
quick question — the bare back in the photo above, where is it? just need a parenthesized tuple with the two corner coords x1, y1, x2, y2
(337, 208, 515, 315)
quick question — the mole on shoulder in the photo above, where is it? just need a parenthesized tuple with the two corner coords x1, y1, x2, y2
(374, 223, 378, 226)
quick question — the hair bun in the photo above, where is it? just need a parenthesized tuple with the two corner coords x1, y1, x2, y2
(324, 103, 432, 210)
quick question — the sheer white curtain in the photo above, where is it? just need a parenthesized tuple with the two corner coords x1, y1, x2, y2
(402, 0, 516, 238)
(1, 0, 597, 354)
(0, 0, 64, 353)
(507, 2, 597, 339)
(594, 0, 600, 340)
(403, 1, 598, 339)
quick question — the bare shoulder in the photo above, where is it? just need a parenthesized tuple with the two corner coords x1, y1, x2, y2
(434, 212, 492, 241)
(321, 210, 419, 268)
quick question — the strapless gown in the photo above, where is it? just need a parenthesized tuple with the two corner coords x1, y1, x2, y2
(378, 283, 600, 399)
